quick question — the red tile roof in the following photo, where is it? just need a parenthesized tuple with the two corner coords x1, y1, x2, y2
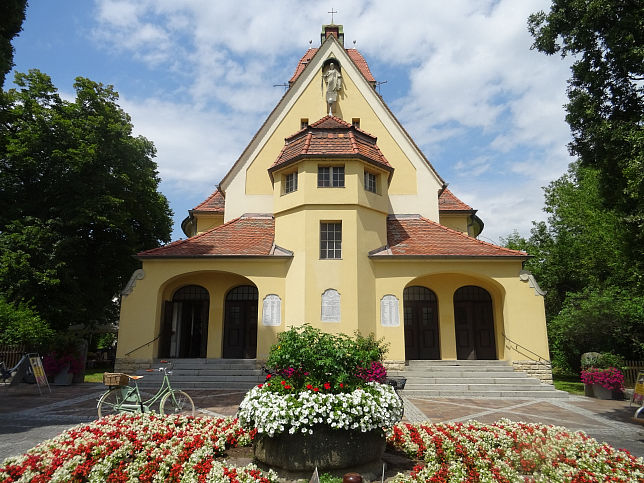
(369, 216, 527, 258)
(138, 216, 292, 258)
(289, 48, 375, 86)
(269, 116, 392, 174)
(439, 188, 475, 213)
(192, 189, 225, 213)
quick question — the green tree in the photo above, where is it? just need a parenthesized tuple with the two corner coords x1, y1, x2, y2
(528, 0, 644, 268)
(0, 70, 173, 331)
(0, 0, 27, 87)
(504, 163, 643, 371)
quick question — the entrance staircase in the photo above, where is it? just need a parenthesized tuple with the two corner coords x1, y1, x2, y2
(135, 359, 264, 391)
(389, 360, 568, 398)
(135, 359, 567, 398)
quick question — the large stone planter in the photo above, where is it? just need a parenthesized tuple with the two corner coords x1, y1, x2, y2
(591, 384, 621, 400)
(253, 425, 385, 471)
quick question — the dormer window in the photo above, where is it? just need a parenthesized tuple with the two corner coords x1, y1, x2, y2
(301, 118, 309, 129)
(318, 166, 345, 188)
(352, 118, 360, 128)
(364, 170, 378, 194)
(284, 171, 298, 194)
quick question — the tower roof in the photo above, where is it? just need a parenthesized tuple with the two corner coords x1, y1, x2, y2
(269, 115, 393, 177)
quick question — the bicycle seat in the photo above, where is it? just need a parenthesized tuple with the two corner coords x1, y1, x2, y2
(128, 375, 144, 380)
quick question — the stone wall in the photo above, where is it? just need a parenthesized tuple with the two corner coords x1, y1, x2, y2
(383, 360, 406, 371)
(512, 360, 553, 384)
(113, 358, 153, 374)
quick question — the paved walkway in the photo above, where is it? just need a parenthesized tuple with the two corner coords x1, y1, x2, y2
(1, 383, 643, 462)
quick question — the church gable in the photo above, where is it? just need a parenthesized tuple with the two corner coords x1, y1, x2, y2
(219, 26, 444, 223)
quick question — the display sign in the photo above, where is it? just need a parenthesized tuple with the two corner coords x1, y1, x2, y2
(633, 370, 644, 408)
(29, 353, 51, 394)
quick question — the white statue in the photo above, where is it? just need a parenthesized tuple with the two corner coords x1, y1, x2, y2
(324, 62, 342, 111)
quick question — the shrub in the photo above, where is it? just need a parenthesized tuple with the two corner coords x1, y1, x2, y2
(265, 324, 388, 391)
(0, 296, 54, 349)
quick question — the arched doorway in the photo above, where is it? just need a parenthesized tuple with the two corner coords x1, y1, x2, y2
(403, 286, 440, 360)
(223, 285, 258, 359)
(161, 285, 209, 358)
(454, 285, 496, 360)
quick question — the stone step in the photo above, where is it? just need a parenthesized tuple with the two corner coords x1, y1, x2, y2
(403, 382, 548, 392)
(389, 370, 524, 378)
(405, 360, 511, 366)
(136, 373, 263, 383)
(401, 389, 569, 399)
(143, 369, 263, 377)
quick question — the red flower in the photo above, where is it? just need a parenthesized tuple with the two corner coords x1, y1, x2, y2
(265, 374, 272, 379)
(313, 387, 319, 392)
(323, 382, 331, 390)
(306, 384, 313, 390)
(257, 384, 263, 388)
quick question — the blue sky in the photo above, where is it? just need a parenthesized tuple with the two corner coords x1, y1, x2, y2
(8, 0, 574, 243)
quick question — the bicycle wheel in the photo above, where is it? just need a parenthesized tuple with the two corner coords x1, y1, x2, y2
(98, 387, 128, 417)
(160, 390, 195, 417)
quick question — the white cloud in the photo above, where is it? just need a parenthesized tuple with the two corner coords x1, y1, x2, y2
(89, 0, 573, 240)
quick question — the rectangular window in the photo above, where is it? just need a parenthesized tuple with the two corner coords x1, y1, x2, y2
(300, 118, 309, 129)
(352, 118, 360, 128)
(320, 222, 342, 259)
(318, 166, 344, 187)
(364, 171, 378, 193)
(284, 171, 298, 194)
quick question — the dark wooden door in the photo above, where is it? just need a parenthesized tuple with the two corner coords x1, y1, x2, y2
(404, 286, 440, 360)
(454, 286, 496, 360)
(164, 286, 210, 358)
(223, 286, 258, 359)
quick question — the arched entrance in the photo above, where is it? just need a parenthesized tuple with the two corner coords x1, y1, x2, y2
(223, 285, 258, 359)
(403, 286, 440, 360)
(161, 285, 209, 358)
(454, 285, 496, 360)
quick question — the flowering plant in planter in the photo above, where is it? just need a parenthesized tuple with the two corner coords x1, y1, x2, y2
(42, 352, 82, 377)
(238, 324, 401, 437)
(238, 381, 403, 437)
(580, 366, 624, 391)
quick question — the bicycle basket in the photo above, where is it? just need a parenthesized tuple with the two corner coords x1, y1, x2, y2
(103, 372, 129, 386)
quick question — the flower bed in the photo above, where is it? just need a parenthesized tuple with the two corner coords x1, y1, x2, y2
(238, 381, 403, 437)
(0, 414, 277, 483)
(1, 415, 642, 481)
(388, 419, 644, 482)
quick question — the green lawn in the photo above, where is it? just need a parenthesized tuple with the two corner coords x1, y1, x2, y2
(84, 367, 112, 383)
(553, 374, 585, 395)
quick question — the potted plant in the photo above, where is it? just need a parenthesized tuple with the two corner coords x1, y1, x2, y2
(237, 325, 403, 472)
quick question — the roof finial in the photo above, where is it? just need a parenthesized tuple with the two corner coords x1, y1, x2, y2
(328, 8, 337, 24)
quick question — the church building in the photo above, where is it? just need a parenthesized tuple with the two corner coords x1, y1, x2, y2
(116, 24, 552, 381)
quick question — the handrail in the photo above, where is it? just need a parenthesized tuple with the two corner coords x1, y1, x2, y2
(501, 332, 549, 364)
(124, 334, 161, 357)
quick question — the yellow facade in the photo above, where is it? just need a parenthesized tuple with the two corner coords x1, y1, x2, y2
(116, 26, 550, 376)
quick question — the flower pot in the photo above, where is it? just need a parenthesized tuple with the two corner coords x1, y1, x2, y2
(53, 363, 74, 386)
(253, 425, 385, 471)
(592, 384, 614, 400)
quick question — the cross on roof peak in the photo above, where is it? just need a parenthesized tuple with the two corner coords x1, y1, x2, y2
(328, 8, 337, 24)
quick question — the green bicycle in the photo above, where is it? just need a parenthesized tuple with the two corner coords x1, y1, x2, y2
(97, 360, 195, 418)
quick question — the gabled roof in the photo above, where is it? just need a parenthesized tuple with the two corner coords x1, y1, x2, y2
(138, 216, 292, 258)
(269, 115, 392, 176)
(369, 215, 527, 258)
(438, 188, 475, 213)
(220, 31, 445, 196)
(289, 48, 375, 86)
(192, 189, 225, 214)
